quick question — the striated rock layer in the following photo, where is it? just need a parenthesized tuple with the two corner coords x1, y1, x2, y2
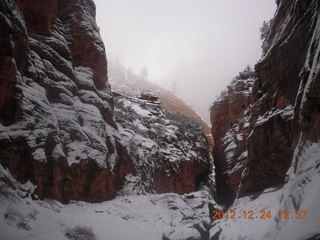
(210, 0, 320, 207)
(0, 0, 133, 203)
(0, 0, 211, 203)
(112, 92, 210, 195)
(108, 62, 212, 195)
(210, 68, 254, 206)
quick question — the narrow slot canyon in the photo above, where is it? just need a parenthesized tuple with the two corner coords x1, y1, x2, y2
(0, 0, 319, 239)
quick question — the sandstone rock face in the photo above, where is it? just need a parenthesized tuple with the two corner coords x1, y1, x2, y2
(113, 92, 210, 195)
(107, 62, 212, 195)
(210, 0, 320, 206)
(209, 1, 320, 237)
(0, 0, 133, 202)
(0, 0, 211, 203)
(210, 69, 254, 206)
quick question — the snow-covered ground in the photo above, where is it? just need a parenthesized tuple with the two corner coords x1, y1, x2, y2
(264, 141, 320, 240)
(0, 165, 215, 240)
(210, 187, 283, 240)
(2, 141, 319, 240)
(210, 141, 320, 240)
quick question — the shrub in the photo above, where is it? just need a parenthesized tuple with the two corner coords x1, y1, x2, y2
(65, 225, 96, 240)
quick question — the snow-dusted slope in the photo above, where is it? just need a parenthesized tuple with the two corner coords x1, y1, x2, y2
(265, 141, 320, 240)
(0, 165, 216, 240)
(209, 142, 320, 240)
(112, 92, 211, 195)
(108, 62, 212, 137)
(210, 187, 283, 240)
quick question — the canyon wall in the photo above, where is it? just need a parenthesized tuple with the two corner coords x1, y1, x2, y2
(210, 68, 254, 206)
(0, 0, 210, 203)
(108, 64, 212, 195)
(113, 92, 210, 195)
(0, 0, 134, 203)
(210, 0, 320, 207)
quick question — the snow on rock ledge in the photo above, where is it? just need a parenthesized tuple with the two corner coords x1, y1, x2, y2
(210, 0, 320, 206)
(0, 0, 133, 202)
(210, 0, 320, 238)
(113, 92, 211, 195)
(0, 0, 211, 203)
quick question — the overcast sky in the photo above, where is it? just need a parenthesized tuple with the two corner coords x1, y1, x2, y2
(94, 0, 277, 122)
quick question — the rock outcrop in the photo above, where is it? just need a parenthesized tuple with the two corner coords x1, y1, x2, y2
(107, 62, 212, 195)
(113, 93, 210, 195)
(210, 68, 254, 206)
(210, 0, 320, 208)
(108, 62, 212, 137)
(0, 0, 211, 203)
(0, 0, 133, 203)
(209, 0, 320, 238)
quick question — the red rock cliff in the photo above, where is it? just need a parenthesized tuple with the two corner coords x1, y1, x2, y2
(0, 0, 211, 202)
(210, 0, 320, 206)
(0, 0, 133, 203)
(210, 69, 254, 206)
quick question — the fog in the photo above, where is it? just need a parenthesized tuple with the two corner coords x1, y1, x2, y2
(94, 0, 276, 123)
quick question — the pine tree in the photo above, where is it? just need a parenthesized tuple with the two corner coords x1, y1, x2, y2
(260, 20, 271, 54)
(260, 21, 270, 41)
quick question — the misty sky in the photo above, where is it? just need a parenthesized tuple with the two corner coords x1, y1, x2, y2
(94, 0, 277, 123)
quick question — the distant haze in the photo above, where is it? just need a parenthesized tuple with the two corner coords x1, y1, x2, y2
(94, 0, 276, 123)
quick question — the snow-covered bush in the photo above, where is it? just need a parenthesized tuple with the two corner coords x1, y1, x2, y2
(65, 226, 96, 240)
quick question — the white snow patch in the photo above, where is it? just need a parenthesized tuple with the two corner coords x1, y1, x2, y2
(0, 172, 214, 240)
(210, 188, 283, 240)
(264, 141, 320, 240)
